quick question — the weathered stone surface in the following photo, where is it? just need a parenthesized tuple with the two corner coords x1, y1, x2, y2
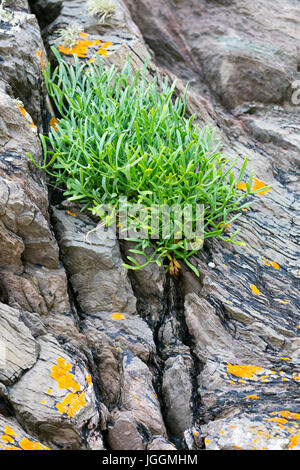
(107, 410, 146, 450)
(162, 355, 193, 437)
(147, 436, 176, 450)
(0, 6, 47, 125)
(0, 302, 39, 385)
(200, 411, 300, 450)
(9, 334, 99, 448)
(52, 206, 137, 315)
(0, 415, 51, 450)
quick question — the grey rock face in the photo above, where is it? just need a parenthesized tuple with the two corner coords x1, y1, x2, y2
(0, 302, 39, 385)
(9, 334, 99, 449)
(52, 207, 137, 315)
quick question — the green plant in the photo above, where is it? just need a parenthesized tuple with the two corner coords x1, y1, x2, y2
(28, 48, 269, 276)
(87, 0, 116, 23)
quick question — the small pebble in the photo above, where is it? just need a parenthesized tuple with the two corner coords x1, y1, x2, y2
(208, 262, 216, 268)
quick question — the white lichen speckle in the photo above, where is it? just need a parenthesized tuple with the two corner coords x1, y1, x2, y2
(87, 0, 116, 23)
(55, 23, 85, 48)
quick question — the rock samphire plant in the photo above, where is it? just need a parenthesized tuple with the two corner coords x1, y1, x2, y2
(28, 48, 268, 276)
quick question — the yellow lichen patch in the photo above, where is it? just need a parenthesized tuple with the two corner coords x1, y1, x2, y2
(88, 58, 95, 63)
(237, 182, 247, 192)
(280, 357, 291, 361)
(49, 117, 59, 131)
(47, 388, 52, 394)
(274, 299, 290, 304)
(297, 325, 300, 330)
(265, 417, 287, 425)
(36, 49, 45, 69)
(56, 391, 86, 418)
(237, 178, 271, 195)
(244, 395, 260, 399)
(19, 438, 50, 451)
(204, 438, 210, 445)
(86, 374, 92, 386)
(58, 39, 102, 58)
(80, 32, 89, 39)
(17, 106, 27, 117)
(292, 374, 300, 381)
(193, 431, 198, 436)
(227, 363, 263, 379)
(1, 435, 13, 443)
(261, 257, 279, 270)
(252, 178, 272, 195)
(66, 210, 77, 217)
(4, 426, 15, 437)
(288, 434, 299, 450)
(50, 357, 80, 392)
(111, 312, 125, 320)
(1, 427, 49, 451)
(3, 445, 21, 450)
(250, 284, 262, 296)
(234, 445, 242, 449)
(40, 400, 46, 404)
(97, 42, 113, 57)
(279, 411, 300, 420)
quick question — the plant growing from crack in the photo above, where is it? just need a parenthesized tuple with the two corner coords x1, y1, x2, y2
(27, 48, 269, 277)
(87, 0, 116, 23)
(54, 23, 85, 48)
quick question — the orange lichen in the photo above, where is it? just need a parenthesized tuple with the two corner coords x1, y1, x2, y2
(245, 395, 260, 399)
(288, 435, 299, 449)
(250, 284, 262, 296)
(19, 438, 50, 451)
(252, 178, 272, 195)
(227, 363, 263, 379)
(279, 411, 300, 420)
(49, 117, 59, 131)
(261, 257, 279, 270)
(50, 357, 80, 392)
(1, 427, 49, 451)
(17, 106, 26, 117)
(111, 312, 125, 320)
(36, 49, 45, 69)
(4, 426, 15, 437)
(66, 210, 77, 217)
(97, 42, 113, 57)
(56, 392, 86, 418)
(204, 438, 210, 445)
(80, 33, 89, 39)
(238, 178, 271, 195)
(1, 435, 13, 443)
(86, 374, 92, 386)
(237, 182, 247, 192)
(58, 39, 102, 58)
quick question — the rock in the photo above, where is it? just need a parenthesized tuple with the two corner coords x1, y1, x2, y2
(147, 436, 176, 450)
(0, 415, 51, 450)
(121, 354, 166, 437)
(200, 412, 300, 450)
(107, 410, 146, 450)
(0, 7, 47, 125)
(84, 312, 156, 364)
(162, 355, 193, 437)
(8, 334, 98, 449)
(0, 302, 39, 385)
(52, 207, 137, 316)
